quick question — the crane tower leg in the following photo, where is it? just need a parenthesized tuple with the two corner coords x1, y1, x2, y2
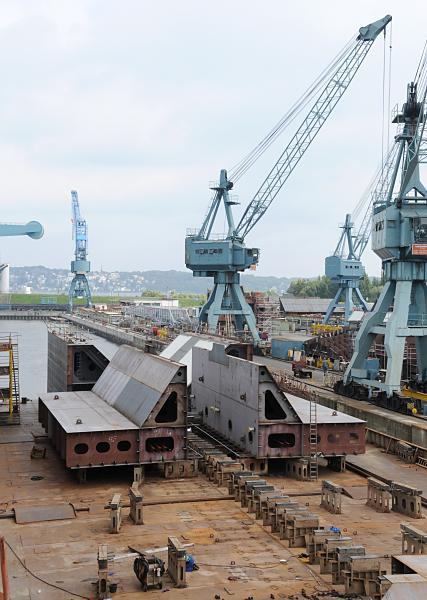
(69, 274, 92, 311)
(323, 287, 344, 324)
(343, 278, 427, 398)
(354, 286, 370, 312)
(343, 281, 394, 386)
(200, 283, 225, 334)
(382, 281, 411, 393)
(344, 286, 354, 323)
(199, 273, 260, 343)
(414, 282, 427, 380)
(324, 282, 369, 325)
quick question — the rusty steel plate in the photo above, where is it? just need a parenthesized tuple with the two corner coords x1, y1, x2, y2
(14, 503, 76, 524)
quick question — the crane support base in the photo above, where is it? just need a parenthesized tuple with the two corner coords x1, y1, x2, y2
(344, 278, 427, 397)
(69, 274, 92, 311)
(199, 272, 260, 344)
(323, 283, 369, 324)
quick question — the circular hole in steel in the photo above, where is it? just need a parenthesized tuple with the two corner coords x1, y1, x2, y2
(96, 441, 110, 454)
(74, 443, 89, 455)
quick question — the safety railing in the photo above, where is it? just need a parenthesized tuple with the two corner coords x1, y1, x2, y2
(407, 314, 427, 327)
(186, 229, 229, 241)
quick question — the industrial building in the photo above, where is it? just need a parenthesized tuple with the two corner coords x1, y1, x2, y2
(279, 297, 343, 318)
(271, 331, 316, 360)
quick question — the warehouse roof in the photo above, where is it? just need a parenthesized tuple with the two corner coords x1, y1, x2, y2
(272, 332, 315, 342)
(280, 297, 342, 314)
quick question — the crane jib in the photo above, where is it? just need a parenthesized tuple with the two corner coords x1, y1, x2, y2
(234, 35, 381, 240)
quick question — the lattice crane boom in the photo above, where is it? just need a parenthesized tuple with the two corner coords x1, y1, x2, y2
(71, 190, 89, 262)
(235, 15, 391, 241)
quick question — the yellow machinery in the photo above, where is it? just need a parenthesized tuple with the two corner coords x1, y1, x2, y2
(315, 357, 334, 369)
(311, 323, 343, 335)
(401, 387, 427, 415)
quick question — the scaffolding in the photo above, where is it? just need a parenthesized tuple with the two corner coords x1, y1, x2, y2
(373, 341, 417, 380)
(124, 304, 197, 327)
(0, 334, 20, 425)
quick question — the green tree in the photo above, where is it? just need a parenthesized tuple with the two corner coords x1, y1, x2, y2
(359, 274, 382, 302)
(287, 276, 338, 298)
(287, 274, 383, 301)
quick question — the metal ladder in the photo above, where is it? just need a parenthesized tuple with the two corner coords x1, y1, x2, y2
(11, 340, 20, 412)
(308, 395, 318, 481)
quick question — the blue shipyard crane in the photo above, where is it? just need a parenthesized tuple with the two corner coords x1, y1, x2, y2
(69, 190, 92, 310)
(338, 44, 427, 403)
(185, 15, 391, 344)
(323, 143, 399, 324)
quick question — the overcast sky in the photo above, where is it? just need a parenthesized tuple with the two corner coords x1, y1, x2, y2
(0, 0, 426, 278)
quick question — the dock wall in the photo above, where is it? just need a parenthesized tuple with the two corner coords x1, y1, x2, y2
(316, 393, 427, 450)
(66, 314, 146, 348)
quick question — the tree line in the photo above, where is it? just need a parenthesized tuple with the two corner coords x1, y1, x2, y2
(287, 274, 383, 302)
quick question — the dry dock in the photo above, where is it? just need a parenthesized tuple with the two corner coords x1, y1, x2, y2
(2, 402, 427, 599)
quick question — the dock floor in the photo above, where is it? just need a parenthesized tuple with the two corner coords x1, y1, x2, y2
(347, 446, 427, 493)
(1, 402, 427, 599)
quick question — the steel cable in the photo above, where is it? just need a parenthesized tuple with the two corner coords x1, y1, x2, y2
(229, 35, 356, 183)
(4, 538, 91, 600)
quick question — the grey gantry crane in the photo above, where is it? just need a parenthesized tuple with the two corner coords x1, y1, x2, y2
(323, 143, 399, 324)
(69, 190, 92, 310)
(185, 16, 391, 344)
(336, 44, 427, 412)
